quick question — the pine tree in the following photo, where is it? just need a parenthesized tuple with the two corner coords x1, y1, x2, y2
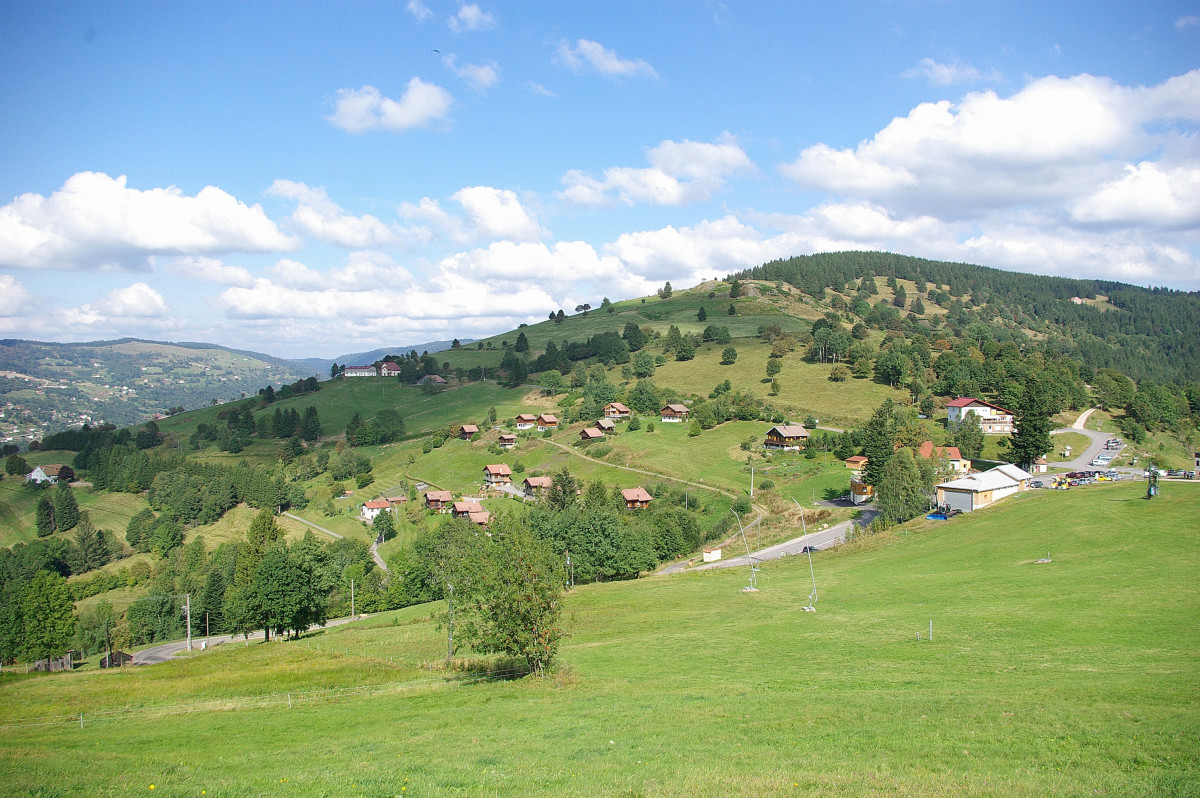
(1009, 373, 1055, 469)
(35, 497, 55, 538)
(53, 483, 79, 533)
(728, 303, 737, 315)
(697, 306, 707, 321)
(876, 449, 927, 523)
(69, 512, 110, 574)
(860, 399, 897, 487)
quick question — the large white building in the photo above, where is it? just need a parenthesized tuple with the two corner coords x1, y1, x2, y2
(936, 464, 1032, 513)
(946, 397, 1015, 434)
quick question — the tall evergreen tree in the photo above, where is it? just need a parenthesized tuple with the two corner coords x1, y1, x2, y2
(1009, 373, 1055, 469)
(53, 483, 79, 533)
(35, 497, 55, 538)
(69, 512, 110, 574)
(860, 399, 897, 487)
(20, 572, 76, 663)
(876, 449, 927, 523)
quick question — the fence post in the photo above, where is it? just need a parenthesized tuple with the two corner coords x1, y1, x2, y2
(79, 712, 84, 729)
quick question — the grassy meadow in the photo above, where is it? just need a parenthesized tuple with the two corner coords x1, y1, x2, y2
(1, 480, 1196, 796)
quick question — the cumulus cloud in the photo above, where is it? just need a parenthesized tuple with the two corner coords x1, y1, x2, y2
(1072, 162, 1200, 228)
(399, 186, 542, 244)
(903, 58, 1002, 86)
(0, 275, 34, 316)
(326, 80, 453, 133)
(441, 53, 499, 91)
(167, 256, 254, 287)
(556, 39, 657, 79)
(91, 282, 169, 317)
(268, 180, 398, 247)
(560, 135, 753, 207)
(0, 171, 296, 271)
(448, 3, 495, 32)
(779, 71, 1200, 219)
(406, 0, 432, 21)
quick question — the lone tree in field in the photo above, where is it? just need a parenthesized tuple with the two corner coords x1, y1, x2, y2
(860, 399, 897, 487)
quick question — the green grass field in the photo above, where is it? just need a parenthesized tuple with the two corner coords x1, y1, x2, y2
(1, 481, 1196, 796)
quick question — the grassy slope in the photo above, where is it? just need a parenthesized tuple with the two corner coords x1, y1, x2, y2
(0, 481, 1196, 796)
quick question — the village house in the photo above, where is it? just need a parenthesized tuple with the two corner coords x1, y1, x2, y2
(946, 397, 1015, 434)
(523, 475, 553, 498)
(361, 499, 391, 522)
(604, 402, 631, 420)
(417, 374, 447, 386)
(660, 404, 689, 423)
(536, 413, 559, 431)
(424, 490, 454, 513)
(379, 361, 403, 377)
(459, 424, 479, 439)
(906, 441, 971, 475)
(764, 425, 810, 451)
(936, 464, 1033, 514)
(1031, 456, 1049, 474)
(498, 433, 517, 449)
(621, 487, 654, 509)
(579, 427, 604, 442)
(482, 463, 512, 486)
(514, 413, 537, 430)
(595, 418, 616, 433)
(468, 510, 491, 527)
(452, 500, 481, 519)
(844, 455, 868, 474)
(343, 364, 377, 378)
(25, 464, 65, 484)
(850, 476, 874, 505)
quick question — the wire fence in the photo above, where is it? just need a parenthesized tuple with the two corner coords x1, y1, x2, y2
(0, 665, 530, 732)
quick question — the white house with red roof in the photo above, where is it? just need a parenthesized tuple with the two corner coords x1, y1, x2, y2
(361, 498, 391, 521)
(946, 397, 1014, 434)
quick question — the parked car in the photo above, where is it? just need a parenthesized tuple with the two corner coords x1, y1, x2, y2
(800, 546, 818, 554)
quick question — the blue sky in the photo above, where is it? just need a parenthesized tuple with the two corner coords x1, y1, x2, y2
(1, 1, 1197, 358)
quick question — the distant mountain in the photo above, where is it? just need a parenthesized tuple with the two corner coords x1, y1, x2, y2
(289, 339, 471, 377)
(0, 338, 310, 443)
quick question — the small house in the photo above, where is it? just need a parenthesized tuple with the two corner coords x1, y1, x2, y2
(515, 413, 537, 430)
(459, 424, 480, 440)
(621, 487, 653, 509)
(482, 464, 513, 486)
(850, 476, 874, 505)
(424, 490, 454, 513)
(498, 434, 516, 449)
(417, 374, 447, 386)
(936, 464, 1033, 513)
(845, 455, 868, 473)
(579, 427, 604, 442)
(1031, 456, 1049, 474)
(604, 402, 631, 420)
(536, 413, 559, 431)
(361, 499, 391, 522)
(468, 510, 491, 527)
(702, 547, 722, 563)
(523, 476, 552, 498)
(909, 441, 971, 475)
(595, 418, 616, 433)
(452, 500, 481, 518)
(379, 362, 403, 377)
(660, 404, 689, 423)
(764, 425, 810, 451)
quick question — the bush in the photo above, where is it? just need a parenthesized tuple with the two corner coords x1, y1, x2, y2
(757, 478, 775, 491)
(732, 496, 752, 514)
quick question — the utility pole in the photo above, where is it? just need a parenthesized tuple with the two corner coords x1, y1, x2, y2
(185, 594, 192, 652)
(350, 579, 356, 620)
(446, 583, 454, 664)
(732, 510, 757, 592)
(750, 467, 755, 498)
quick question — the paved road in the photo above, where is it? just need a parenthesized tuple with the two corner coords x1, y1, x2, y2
(1050, 407, 1138, 474)
(133, 615, 361, 665)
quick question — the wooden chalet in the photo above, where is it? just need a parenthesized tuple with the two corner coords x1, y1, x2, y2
(604, 402, 632, 420)
(621, 487, 654, 509)
(452, 500, 482, 518)
(536, 413, 559, 431)
(498, 433, 517, 449)
(660, 404, 689, 423)
(459, 424, 480, 439)
(595, 418, 616, 433)
(482, 463, 513, 486)
(764, 425, 810, 451)
(579, 427, 604, 441)
(514, 413, 537, 430)
(424, 490, 454, 513)
(523, 476, 553, 498)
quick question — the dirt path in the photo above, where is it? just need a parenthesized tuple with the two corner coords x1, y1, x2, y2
(281, 511, 344, 540)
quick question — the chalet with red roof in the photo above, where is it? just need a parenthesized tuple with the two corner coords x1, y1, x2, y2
(523, 475, 553, 498)
(536, 413, 558, 431)
(498, 433, 516, 450)
(424, 490, 454, 513)
(361, 499, 391, 522)
(903, 441, 972, 475)
(514, 413, 537, 430)
(621, 487, 653, 509)
(604, 402, 631, 420)
(579, 427, 604, 442)
(946, 397, 1014, 434)
(379, 362, 403, 377)
(452, 500, 481, 518)
(459, 424, 480, 439)
(482, 463, 513, 486)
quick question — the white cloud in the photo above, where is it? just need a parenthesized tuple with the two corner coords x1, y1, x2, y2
(92, 282, 169, 317)
(560, 135, 752, 207)
(326, 80, 453, 133)
(1176, 15, 1200, 30)
(167, 256, 254, 287)
(556, 39, 657, 79)
(406, 0, 432, 21)
(268, 180, 398, 247)
(399, 186, 542, 244)
(0, 172, 296, 271)
(902, 58, 1001, 86)
(527, 82, 555, 98)
(441, 53, 499, 91)
(778, 71, 1200, 219)
(448, 3, 495, 33)
(1071, 162, 1200, 228)
(0, 275, 33, 316)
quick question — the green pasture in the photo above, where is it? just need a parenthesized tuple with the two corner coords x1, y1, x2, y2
(0, 481, 151, 549)
(0, 481, 1196, 796)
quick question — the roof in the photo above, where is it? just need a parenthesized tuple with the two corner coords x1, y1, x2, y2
(453, 501, 480, 513)
(379, 362, 402, 372)
(579, 428, 604, 439)
(537, 413, 558, 423)
(938, 465, 1028, 493)
(912, 441, 964, 460)
(461, 424, 480, 433)
(992, 463, 1033, 482)
(468, 511, 490, 525)
(498, 433, 516, 440)
(515, 413, 536, 421)
(622, 487, 653, 502)
(845, 455, 868, 464)
(767, 425, 810, 438)
(605, 402, 631, 412)
(946, 397, 1012, 414)
(41, 464, 63, 476)
(596, 418, 616, 429)
(661, 404, 689, 414)
(424, 490, 453, 502)
(484, 463, 512, 475)
(385, 496, 407, 504)
(364, 499, 390, 509)
(523, 476, 553, 488)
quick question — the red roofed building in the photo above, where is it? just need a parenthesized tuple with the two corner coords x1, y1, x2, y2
(536, 413, 558, 431)
(483, 464, 513, 486)
(498, 433, 517, 449)
(946, 397, 1014, 434)
(361, 499, 391, 522)
(459, 424, 480, 439)
(424, 490, 454, 513)
(523, 476, 552, 498)
(515, 413, 537, 430)
(379, 362, 403, 377)
(604, 402, 631, 420)
(621, 487, 653, 509)
(579, 427, 604, 441)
